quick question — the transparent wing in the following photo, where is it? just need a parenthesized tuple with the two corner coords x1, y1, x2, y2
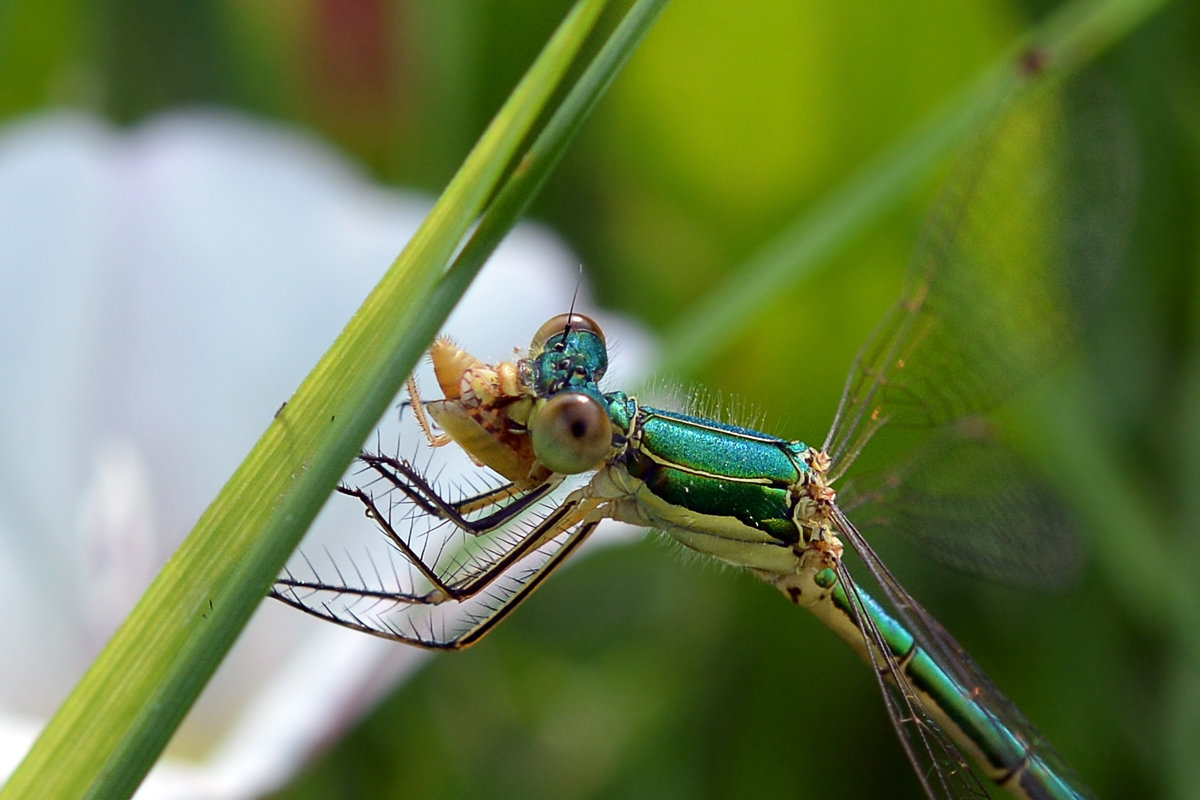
(815, 76, 1128, 797)
(839, 418, 1080, 587)
(823, 79, 1136, 479)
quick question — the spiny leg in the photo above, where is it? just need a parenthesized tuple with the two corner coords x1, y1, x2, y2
(271, 489, 604, 649)
(328, 479, 583, 599)
(438, 513, 602, 650)
(350, 450, 558, 533)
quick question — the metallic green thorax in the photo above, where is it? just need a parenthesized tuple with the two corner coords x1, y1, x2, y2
(605, 394, 808, 545)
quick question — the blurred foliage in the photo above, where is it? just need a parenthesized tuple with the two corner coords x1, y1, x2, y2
(3, 0, 1197, 798)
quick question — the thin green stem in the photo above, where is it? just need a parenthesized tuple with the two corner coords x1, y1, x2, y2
(450, 0, 670, 289)
(0, 1, 643, 797)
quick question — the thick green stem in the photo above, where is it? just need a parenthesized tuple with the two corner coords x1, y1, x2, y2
(0, 1, 652, 797)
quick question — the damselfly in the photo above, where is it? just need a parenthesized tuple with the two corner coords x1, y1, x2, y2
(274, 82, 1132, 800)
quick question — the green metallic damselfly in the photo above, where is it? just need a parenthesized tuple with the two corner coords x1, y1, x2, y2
(274, 83, 1132, 800)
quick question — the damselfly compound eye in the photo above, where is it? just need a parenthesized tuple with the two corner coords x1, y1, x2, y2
(529, 313, 605, 353)
(530, 391, 611, 474)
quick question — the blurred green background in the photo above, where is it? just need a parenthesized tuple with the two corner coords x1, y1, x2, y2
(4, 0, 1197, 797)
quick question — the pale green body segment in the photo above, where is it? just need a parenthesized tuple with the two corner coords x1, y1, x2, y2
(815, 583, 1082, 800)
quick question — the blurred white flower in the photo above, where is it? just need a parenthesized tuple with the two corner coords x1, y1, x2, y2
(0, 111, 651, 798)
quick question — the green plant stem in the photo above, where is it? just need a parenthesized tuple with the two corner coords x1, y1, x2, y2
(0, 1, 631, 797)
(452, 1, 669, 287)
